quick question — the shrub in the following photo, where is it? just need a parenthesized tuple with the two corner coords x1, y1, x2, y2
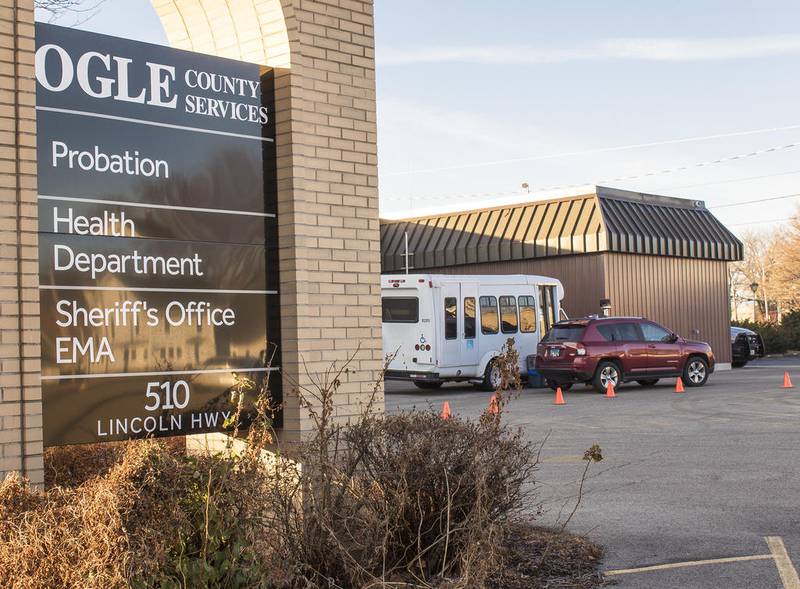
(0, 341, 602, 588)
(258, 408, 537, 587)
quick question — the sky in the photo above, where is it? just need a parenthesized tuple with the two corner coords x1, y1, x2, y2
(37, 0, 800, 234)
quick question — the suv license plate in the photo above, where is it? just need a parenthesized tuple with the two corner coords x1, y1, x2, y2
(547, 348, 561, 358)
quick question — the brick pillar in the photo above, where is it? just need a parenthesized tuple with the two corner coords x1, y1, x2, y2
(154, 0, 383, 440)
(276, 0, 383, 437)
(0, 0, 42, 486)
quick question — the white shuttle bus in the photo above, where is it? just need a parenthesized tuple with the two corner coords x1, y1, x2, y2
(381, 274, 564, 390)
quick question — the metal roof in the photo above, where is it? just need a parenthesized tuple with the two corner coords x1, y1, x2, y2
(380, 186, 743, 272)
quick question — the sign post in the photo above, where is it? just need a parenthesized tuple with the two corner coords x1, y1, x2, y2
(35, 23, 280, 446)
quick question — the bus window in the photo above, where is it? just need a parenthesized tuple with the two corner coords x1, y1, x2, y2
(479, 296, 498, 335)
(499, 296, 518, 334)
(538, 285, 557, 333)
(464, 297, 476, 339)
(444, 297, 457, 339)
(382, 297, 419, 323)
(518, 295, 536, 332)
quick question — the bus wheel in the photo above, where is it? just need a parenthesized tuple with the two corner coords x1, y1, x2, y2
(474, 361, 503, 391)
(414, 381, 443, 390)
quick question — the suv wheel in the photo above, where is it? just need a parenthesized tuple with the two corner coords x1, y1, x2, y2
(546, 380, 573, 392)
(683, 356, 709, 387)
(593, 361, 621, 393)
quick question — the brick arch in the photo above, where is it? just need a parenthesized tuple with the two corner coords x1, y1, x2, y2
(151, 0, 293, 67)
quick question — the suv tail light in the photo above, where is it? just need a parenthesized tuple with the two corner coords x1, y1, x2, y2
(575, 343, 587, 356)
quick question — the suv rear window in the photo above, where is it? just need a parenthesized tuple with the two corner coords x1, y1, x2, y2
(596, 322, 641, 341)
(543, 325, 585, 342)
(382, 297, 419, 323)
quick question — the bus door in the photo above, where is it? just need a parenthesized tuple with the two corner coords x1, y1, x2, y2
(461, 283, 479, 367)
(440, 282, 461, 367)
(538, 284, 558, 335)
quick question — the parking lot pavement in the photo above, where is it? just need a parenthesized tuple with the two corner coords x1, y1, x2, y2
(385, 358, 800, 588)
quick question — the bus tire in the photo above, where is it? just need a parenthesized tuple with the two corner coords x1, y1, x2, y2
(474, 360, 503, 391)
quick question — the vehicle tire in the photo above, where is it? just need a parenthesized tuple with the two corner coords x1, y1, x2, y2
(413, 380, 443, 390)
(732, 361, 747, 368)
(546, 379, 573, 392)
(683, 356, 709, 387)
(475, 360, 503, 391)
(636, 379, 659, 387)
(593, 360, 621, 393)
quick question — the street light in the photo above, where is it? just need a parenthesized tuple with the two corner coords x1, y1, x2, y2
(750, 282, 759, 322)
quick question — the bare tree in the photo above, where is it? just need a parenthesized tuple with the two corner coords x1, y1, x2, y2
(35, 0, 107, 26)
(734, 231, 777, 321)
(728, 263, 746, 321)
(771, 207, 800, 314)
(732, 218, 800, 322)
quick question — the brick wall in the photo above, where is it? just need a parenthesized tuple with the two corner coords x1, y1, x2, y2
(154, 0, 384, 438)
(0, 0, 42, 486)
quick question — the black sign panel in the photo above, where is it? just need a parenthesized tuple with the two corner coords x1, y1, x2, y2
(36, 23, 281, 446)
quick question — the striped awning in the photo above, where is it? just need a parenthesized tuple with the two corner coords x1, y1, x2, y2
(380, 186, 743, 272)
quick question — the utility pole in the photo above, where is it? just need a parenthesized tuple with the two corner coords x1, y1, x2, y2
(403, 232, 413, 274)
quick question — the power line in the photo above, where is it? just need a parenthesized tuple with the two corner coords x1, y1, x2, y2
(729, 217, 793, 228)
(709, 193, 800, 209)
(383, 123, 800, 177)
(383, 140, 800, 204)
(653, 169, 800, 191)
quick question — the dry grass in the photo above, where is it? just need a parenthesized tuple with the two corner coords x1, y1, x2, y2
(44, 437, 185, 488)
(0, 441, 178, 588)
(491, 525, 604, 589)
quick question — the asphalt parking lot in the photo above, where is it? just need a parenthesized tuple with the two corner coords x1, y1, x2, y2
(385, 357, 800, 588)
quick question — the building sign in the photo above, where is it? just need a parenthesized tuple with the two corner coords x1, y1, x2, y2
(35, 23, 280, 446)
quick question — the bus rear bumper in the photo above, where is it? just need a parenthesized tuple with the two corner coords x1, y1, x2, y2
(385, 370, 441, 382)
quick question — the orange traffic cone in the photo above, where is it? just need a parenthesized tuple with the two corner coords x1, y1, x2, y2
(488, 394, 500, 415)
(554, 387, 566, 405)
(440, 401, 452, 420)
(783, 372, 794, 389)
(605, 381, 616, 398)
(675, 377, 685, 393)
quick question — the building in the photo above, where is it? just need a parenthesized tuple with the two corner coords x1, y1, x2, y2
(380, 186, 743, 367)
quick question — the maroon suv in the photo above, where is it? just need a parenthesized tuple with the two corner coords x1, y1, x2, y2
(535, 317, 714, 392)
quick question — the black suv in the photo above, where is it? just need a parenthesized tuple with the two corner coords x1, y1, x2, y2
(731, 326, 764, 368)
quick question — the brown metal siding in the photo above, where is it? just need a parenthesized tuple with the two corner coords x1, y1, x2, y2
(603, 253, 731, 363)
